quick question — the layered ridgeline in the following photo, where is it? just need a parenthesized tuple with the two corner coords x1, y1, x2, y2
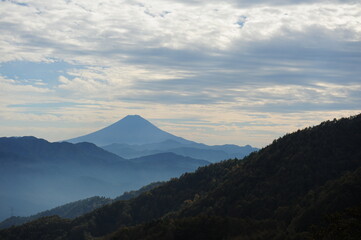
(1, 114, 360, 240)
(0, 137, 208, 222)
(0, 115, 256, 222)
(67, 115, 257, 162)
(0, 182, 163, 229)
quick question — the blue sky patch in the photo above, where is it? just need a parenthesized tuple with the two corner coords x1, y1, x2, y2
(0, 60, 82, 87)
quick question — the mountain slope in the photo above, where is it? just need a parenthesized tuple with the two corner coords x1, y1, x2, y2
(0, 137, 208, 221)
(0, 136, 128, 221)
(130, 152, 210, 170)
(0, 136, 125, 164)
(0, 197, 112, 229)
(67, 115, 192, 146)
(102, 140, 258, 162)
(1, 114, 360, 240)
(0, 182, 164, 229)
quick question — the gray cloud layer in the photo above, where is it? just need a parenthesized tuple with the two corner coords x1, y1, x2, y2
(0, 0, 360, 146)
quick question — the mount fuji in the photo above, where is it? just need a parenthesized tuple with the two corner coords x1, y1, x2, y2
(67, 115, 192, 146)
(67, 115, 258, 162)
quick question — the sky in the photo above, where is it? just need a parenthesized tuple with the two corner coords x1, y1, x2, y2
(0, 0, 360, 148)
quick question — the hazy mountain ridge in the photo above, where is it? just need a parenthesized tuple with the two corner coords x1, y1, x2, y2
(1, 114, 360, 239)
(102, 139, 257, 162)
(0, 136, 126, 164)
(0, 182, 164, 229)
(0, 137, 208, 221)
(129, 152, 210, 169)
(0, 197, 112, 229)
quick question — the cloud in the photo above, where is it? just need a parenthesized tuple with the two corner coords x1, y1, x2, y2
(0, 0, 360, 147)
(1, 0, 360, 63)
(163, 0, 358, 7)
(0, 75, 51, 94)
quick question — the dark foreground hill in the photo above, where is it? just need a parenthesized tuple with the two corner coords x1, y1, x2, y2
(1, 114, 360, 240)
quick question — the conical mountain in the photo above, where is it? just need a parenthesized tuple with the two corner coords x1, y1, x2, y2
(67, 115, 192, 146)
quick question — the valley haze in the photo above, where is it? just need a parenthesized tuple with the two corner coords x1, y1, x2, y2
(0, 115, 257, 222)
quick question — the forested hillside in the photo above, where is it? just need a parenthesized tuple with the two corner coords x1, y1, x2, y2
(1, 114, 360, 240)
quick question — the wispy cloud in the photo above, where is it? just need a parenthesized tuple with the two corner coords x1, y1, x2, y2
(0, 0, 360, 147)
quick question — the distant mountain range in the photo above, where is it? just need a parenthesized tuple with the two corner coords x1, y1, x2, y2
(67, 115, 258, 162)
(102, 141, 256, 163)
(0, 137, 208, 221)
(0, 115, 257, 222)
(1, 114, 360, 240)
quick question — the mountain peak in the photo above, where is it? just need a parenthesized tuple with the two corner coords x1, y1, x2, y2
(124, 114, 143, 119)
(67, 115, 191, 146)
(111, 115, 152, 127)
(122, 115, 145, 121)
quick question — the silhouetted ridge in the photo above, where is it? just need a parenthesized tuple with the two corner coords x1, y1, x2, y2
(0, 136, 124, 164)
(130, 152, 210, 168)
(0, 136, 207, 222)
(102, 137, 258, 162)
